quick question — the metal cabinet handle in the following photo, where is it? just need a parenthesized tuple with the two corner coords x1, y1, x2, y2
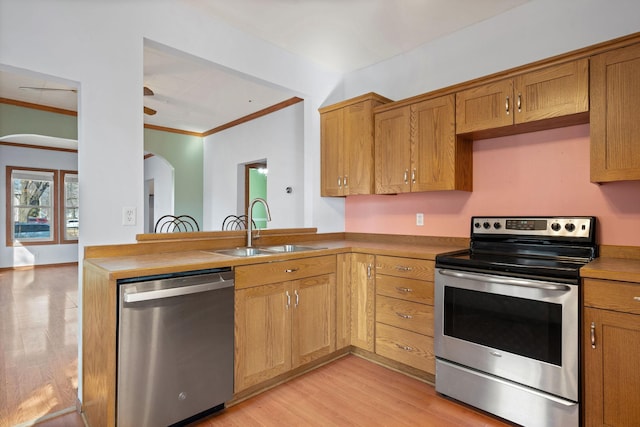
(343, 175, 348, 187)
(633, 296, 640, 302)
(403, 169, 409, 184)
(505, 95, 510, 115)
(395, 343, 414, 352)
(395, 266, 412, 272)
(396, 312, 413, 319)
(395, 287, 413, 293)
(337, 176, 342, 188)
(294, 289, 299, 307)
(411, 168, 416, 183)
(367, 264, 372, 279)
(517, 93, 522, 112)
(590, 322, 596, 349)
(286, 291, 291, 309)
(285, 268, 299, 273)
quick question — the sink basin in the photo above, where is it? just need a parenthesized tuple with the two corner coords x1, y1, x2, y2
(214, 247, 269, 257)
(261, 244, 324, 253)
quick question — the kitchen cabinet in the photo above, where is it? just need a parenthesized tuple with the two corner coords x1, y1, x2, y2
(590, 42, 640, 182)
(348, 253, 376, 351)
(583, 278, 640, 427)
(320, 93, 392, 196)
(374, 255, 436, 374)
(375, 94, 472, 194)
(456, 59, 589, 135)
(234, 256, 336, 392)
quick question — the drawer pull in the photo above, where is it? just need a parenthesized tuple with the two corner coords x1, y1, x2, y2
(395, 266, 412, 272)
(285, 268, 299, 273)
(396, 312, 413, 319)
(395, 343, 414, 352)
(395, 287, 413, 293)
(634, 296, 640, 302)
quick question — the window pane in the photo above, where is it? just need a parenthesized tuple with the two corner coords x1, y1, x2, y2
(11, 169, 55, 243)
(63, 173, 79, 240)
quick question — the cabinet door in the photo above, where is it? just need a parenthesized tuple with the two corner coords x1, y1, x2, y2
(375, 106, 411, 194)
(456, 79, 513, 134)
(590, 42, 640, 182)
(350, 253, 376, 351)
(320, 108, 344, 196)
(292, 274, 336, 367)
(336, 254, 351, 349)
(411, 95, 470, 191)
(514, 59, 588, 124)
(344, 102, 373, 195)
(583, 307, 640, 427)
(235, 283, 291, 392)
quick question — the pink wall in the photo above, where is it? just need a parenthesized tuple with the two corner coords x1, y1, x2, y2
(345, 124, 640, 246)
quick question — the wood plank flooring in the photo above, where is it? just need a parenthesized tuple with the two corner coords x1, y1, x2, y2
(0, 265, 79, 427)
(196, 355, 515, 427)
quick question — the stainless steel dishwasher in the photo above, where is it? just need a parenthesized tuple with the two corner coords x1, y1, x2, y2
(117, 267, 234, 427)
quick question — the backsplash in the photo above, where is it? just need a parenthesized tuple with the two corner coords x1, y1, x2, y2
(345, 124, 640, 246)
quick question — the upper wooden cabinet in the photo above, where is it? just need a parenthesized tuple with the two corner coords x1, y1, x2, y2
(375, 94, 472, 194)
(590, 42, 640, 182)
(320, 93, 392, 196)
(456, 59, 589, 136)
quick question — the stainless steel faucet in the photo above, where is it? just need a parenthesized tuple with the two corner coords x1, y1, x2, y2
(247, 197, 271, 247)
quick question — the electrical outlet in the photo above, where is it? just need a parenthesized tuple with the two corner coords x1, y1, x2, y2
(122, 207, 136, 226)
(416, 213, 424, 226)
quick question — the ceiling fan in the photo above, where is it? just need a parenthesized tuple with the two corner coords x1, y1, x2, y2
(18, 85, 157, 116)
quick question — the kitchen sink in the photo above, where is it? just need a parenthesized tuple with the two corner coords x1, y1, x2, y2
(214, 247, 269, 257)
(261, 244, 324, 253)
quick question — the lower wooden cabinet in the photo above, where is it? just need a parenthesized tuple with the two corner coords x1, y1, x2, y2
(583, 278, 640, 427)
(235, 257, 336, 393)
(374, 256, 436, 375)
(349, 253, 376, 351)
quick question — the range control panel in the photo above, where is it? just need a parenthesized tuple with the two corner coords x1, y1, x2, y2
(471, 216, 595, 239)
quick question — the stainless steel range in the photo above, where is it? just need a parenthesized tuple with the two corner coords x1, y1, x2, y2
(434, 216, 597, 427)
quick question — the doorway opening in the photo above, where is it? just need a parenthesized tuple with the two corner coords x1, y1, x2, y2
(244, 162, 267, 229)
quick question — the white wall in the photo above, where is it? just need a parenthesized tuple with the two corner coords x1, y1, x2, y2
(0, 144, 78, 268)
(338, 0, 640, 102)
(144, 155, 174, 232)
(204, 102, 305, 230)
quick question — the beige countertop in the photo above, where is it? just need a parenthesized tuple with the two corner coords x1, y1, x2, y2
(85, 238, 468, 280)
(581, 257, 640, 284)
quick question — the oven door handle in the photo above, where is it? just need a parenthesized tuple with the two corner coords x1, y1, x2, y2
(438, 269, 572, 291)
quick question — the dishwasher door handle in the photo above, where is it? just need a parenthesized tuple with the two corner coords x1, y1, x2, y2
(124, 280, 233, 303)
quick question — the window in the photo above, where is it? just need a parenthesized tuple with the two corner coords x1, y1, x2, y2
(7, 167, 58, 245)
(61, 170, 79, 243)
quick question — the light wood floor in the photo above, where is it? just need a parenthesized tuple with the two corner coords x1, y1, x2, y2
(1, 264, 514, 427)
(0, 264, 79, 427)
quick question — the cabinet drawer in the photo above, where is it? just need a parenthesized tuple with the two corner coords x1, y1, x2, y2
(584, 278, 640, 315)
(375, 323, 435, 374)
(376, 256, 434, 281)
(236, 255, 336, 289)
(375, 295, 433, 336)
(376, 275, 433, 305)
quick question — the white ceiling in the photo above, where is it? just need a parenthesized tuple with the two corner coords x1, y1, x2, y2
(0, 0, 529, 135)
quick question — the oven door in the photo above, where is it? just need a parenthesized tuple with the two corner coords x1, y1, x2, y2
(434, 268, 579, 401)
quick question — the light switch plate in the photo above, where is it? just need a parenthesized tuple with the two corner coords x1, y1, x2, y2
(416, 213, 424, 226)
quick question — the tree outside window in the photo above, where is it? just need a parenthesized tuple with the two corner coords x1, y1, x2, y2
(62, 171, 79, 242)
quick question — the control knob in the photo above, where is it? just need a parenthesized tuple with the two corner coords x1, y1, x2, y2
(493, 222, 502, 229)
(551, 223, 562, 232)
(483, 222, 491, 229)
(474, 222, 481, 229)
(565, 223, 576, 232)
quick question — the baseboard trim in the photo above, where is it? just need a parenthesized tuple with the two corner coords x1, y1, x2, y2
(0, 261, 78, 272)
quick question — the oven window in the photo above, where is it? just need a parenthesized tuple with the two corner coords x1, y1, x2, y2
(444, 287, 562, 365)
